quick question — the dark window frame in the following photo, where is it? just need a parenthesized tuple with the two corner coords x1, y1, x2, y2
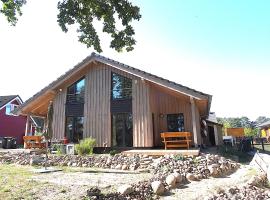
(65, 116, 84, 143)
(66, 77, 85, 104)
(111, 73, 132, 100)
(167, 113, 185, 132)
(111, 112, 133, 147)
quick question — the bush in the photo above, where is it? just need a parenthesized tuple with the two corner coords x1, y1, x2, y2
(75, 137, 96, 155)
(109, 150, 118, 156)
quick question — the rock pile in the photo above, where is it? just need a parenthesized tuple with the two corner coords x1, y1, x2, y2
(206, 185, 270, 200)
(0, 152, 239, 178)
(87, 181, 155, 200)
(150, 154, 240, 184)
(205, 174, 269, 200)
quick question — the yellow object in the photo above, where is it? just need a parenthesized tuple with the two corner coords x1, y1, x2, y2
(262, 129, 267, 137)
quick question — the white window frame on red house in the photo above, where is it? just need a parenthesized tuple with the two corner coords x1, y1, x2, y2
(5, 103, 19, 115)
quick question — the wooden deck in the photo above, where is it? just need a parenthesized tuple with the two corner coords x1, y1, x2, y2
(121, 148, 200, 156)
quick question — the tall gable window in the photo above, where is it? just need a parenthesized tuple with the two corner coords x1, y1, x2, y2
(5, 104, 18, 115)
(65, 77, 85, 143)
(67, 78, 85, 103)
(112, 73, 132, 100)
(167, 113, 185, 132)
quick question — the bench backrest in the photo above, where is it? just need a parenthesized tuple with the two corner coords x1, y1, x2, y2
(160, 132, 192, 138)
(23, 136, 42, 142)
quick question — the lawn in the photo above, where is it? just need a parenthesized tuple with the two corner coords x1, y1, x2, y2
(0, 164, 78, 200)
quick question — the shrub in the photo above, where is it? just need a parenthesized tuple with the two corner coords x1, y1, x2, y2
(75, 137, 96, 155)
(109, 150, 117, 156)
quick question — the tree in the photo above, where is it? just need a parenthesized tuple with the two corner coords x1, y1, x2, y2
(0, 0, 141, 52)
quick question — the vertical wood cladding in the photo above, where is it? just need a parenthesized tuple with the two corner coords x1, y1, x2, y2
(132, 80, 153, 147)
(83, 64, 111, 147)
(52, 88, 66, 140)
(52, 61, 202, 148)
(149, 85, 195, 146)
(83, 63, 153, 147)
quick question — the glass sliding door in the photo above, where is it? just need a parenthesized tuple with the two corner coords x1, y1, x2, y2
(65, 116, 84, 143)
(112, 113, 133, 147)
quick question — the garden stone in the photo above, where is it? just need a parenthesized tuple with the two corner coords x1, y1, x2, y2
(117, 185, 133, 195)
(186, 173, 197, 181)
(30, 156, 44, 166)
(166, 174, 176, 187)
(173, 172, 183, 183)
(121, 164, 128, 170)
(151, 181, 165, 195)
(115, 164, 122, 170)
(82, 163, 87, 167)
(208, 165, 218, 176)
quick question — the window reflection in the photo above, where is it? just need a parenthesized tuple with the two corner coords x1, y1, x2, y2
(67, 78, 85, 103)
(112, 73, 132, 100)
(65, 117, 84, 143)
(167, 113, 185, 132)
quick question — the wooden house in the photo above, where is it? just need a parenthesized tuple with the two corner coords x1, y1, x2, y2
(15, 53, 212, 148)
(259, 120, 270, 139)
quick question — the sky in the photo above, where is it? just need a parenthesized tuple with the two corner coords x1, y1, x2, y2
(0, 0, 269, 120)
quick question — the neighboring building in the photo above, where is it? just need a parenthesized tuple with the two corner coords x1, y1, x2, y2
(205, 112, 223, 146)
(225, 128, 245, 137)
(259, 120, 270, 138)
(16, 53, 213, 148)
(0, 95, 36, 145)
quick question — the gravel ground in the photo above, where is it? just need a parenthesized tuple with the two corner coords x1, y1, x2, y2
(162, 165, 255, 200)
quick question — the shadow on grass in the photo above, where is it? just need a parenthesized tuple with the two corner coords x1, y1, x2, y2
(254, 144, 270, 155)
(217, 145, 253, 164)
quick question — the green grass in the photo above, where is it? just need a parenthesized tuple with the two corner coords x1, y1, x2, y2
(217, 145, 253, 163)
(254, 144, 270, 153)
(0, 164, 57, 200)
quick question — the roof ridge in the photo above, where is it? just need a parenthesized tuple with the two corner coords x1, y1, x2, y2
(16, 52, 212, 114)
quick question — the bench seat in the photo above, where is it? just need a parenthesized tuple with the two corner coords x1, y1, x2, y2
(160, 132, 192, 150)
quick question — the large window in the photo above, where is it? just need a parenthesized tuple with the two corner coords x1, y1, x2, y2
(112, 113, 133, 147)
(65, 117, 84, 143)
(167, 113, 185, 132)
(67, 78, 85, 103)
(111, 73, 132, 100)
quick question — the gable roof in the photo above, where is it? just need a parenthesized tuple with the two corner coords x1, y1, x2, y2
(16, 52, 212, 115)
(258, 120, 270, 128)
(0, 95, 22, 110)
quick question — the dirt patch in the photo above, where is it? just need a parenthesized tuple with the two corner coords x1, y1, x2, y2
(32, 168, 152, 199)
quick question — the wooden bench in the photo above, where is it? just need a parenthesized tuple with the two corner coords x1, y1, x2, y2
(23, 136, 46, 149)
(160, 132, 192, 150)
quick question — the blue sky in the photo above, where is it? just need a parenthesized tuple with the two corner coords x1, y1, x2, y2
(0, 1, 269, 120)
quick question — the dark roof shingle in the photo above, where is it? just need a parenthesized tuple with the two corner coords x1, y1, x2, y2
(0, 95, 18, 108)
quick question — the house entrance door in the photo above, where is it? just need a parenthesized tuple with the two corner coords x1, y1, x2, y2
(112, 113, 133, 147)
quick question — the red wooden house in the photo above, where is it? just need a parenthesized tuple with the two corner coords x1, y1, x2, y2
(0, 95, 36, 145)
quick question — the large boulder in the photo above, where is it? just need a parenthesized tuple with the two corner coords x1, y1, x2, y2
(166, 174, 176, 187)
(186, 173, 197, 181)
(208, 165, 219, 176)
(151, 181, 165, 195)
(117, 185, 133, 195)
(173, 172, 183, 183)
